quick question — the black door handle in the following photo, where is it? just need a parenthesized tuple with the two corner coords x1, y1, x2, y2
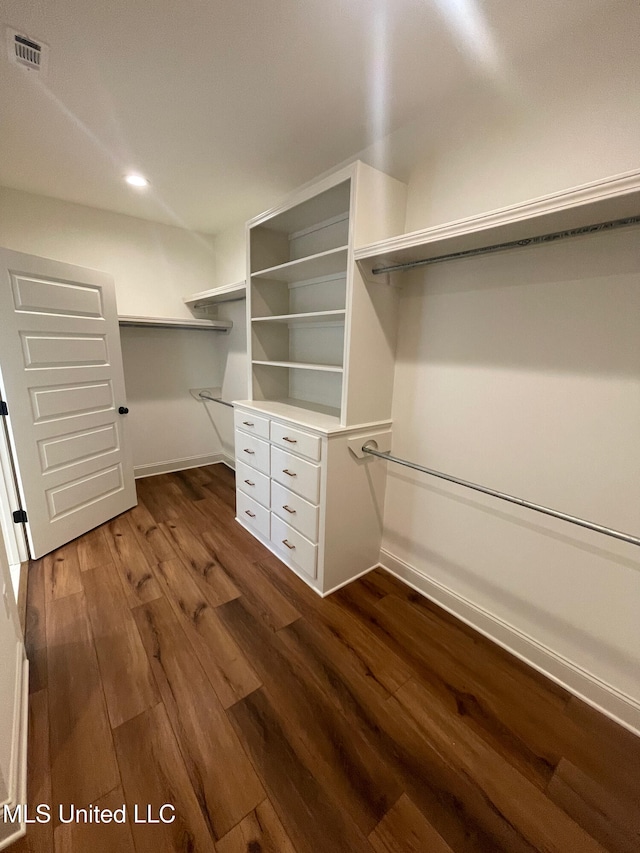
(118, 406, 129, 414)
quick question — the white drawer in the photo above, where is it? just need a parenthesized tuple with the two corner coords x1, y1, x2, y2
(236, 491, 270, 539)
(270, 421, 321, 462)
(270, 515, 317, 579)
(236, 432, 270, 475)
(271, 481, 319, 542)
(270, 445, 321, 504)
(236, 460, 270, 509)
(234, 409, 270, 440)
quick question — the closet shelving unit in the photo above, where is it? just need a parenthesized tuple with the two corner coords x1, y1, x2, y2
(247, 180, 352, 427)
(183, 280, 246, 314)
(234, 161, 408, 596)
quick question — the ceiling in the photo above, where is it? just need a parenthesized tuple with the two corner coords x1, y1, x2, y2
(0, 0, 630, 234)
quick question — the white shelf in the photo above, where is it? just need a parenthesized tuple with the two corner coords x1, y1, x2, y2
(355, 169, 640, 271)
(118, 315, 232, 331)
(234, 399, 342, 432)
(252, 360, 343, 373)
(251, 310, 346, 325)
(252, 246, 348, 283)
(183, 280, 246, 308)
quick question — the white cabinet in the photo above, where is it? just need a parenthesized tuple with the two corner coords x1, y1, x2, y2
(235, 404, 391, 595)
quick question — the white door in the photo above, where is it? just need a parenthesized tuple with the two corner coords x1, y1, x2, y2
(0, 248, 137, 559)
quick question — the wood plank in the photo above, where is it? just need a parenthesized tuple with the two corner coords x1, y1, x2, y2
(276, 615, 537, 853)
(53, 787, 136, 853)
(393, 678, 607, 853)
(25, 558, 47, 693)
(76, 526, 112, 572)
(172, 468, 208, 501)
(44, 543, 82, 602)
(547, 758, 640, 853)
(201, 467, 237, 510)
(369, 794, 454, 853)
(113, 703, 217, 853)
(133, 597, 264, 839)
(104, 514, 162, 607)
(560, 697, 640, 809)
(46, 592, 119, 810)
(201, 528, 300, 631)
(83, 562, 159, 728)
(251, 556, 413, 694)
(163, 481, 214, 533)
(159, 518, 240, 607)
(218, 596, 402, 835)
(339, 590, 561, 787)
(127, 500, 176, 563)
(229, 688, 374, 853)
(134, 475, 178, 524)
(400, 587, 571, 702)
(153, 557, 261, 709)
(216, 799, 297, 853)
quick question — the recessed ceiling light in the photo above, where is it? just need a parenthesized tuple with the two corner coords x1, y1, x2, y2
(124, 173, 149, 188)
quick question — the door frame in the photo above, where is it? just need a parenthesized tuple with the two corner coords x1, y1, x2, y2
(0, 388, 29, 570)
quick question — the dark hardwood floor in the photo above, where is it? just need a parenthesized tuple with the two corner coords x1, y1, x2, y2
(13, 464, 640, 852)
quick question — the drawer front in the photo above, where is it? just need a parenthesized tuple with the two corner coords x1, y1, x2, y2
(270, 515, 317, 579)
(270, 446, 320, 504)
(270, 421, 321, 462)
(236, 460, 270, 509)
(236, 491, 270, 539)
(234, 409, 270, 440)
(236, 432, 270, 475)
(271, 481, 319, 542)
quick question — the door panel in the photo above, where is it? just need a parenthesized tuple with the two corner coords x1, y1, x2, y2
(0, 248, 136, 558)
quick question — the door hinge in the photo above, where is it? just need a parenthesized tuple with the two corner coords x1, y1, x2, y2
(0, 401, 7, 416)
(13, 509, 27, 524)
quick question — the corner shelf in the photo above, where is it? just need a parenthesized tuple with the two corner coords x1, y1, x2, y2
(183, 280, 246, 309)
(118, 315, 232, 331)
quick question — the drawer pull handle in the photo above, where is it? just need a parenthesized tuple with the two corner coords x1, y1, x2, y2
(243, 421, 255, 427)
(282, 539, 295, 550)
(245, 510, 256, 518)
(282, 436, 297, 443)
(243, 448, 255, 455)
(282, 504, 296, 514)
(282, 468, 296, 477)
(244, 479, 255, 487)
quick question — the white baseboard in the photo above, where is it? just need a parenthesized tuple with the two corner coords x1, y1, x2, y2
(0, 656, 28, 851)
(134, 453, 234, 478)
(379, 548, 640, 737)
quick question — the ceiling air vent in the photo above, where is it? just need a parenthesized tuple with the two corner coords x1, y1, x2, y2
(7, 29, 49, 74)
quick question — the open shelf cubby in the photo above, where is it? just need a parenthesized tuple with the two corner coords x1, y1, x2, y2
(250, 180, 351, 273)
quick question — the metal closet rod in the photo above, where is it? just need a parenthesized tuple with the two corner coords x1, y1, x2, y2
(361, 443, 640, 548)
(370, 214, 640, 275)
(198, 392, 234, 408)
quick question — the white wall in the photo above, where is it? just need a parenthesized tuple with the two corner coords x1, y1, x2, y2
(404, 4, 640, 232)
(0, 186, 218, 316)
(382, 221, 640, 731)
(119, 326, 230, 475)
(0, 186, 239, 472)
